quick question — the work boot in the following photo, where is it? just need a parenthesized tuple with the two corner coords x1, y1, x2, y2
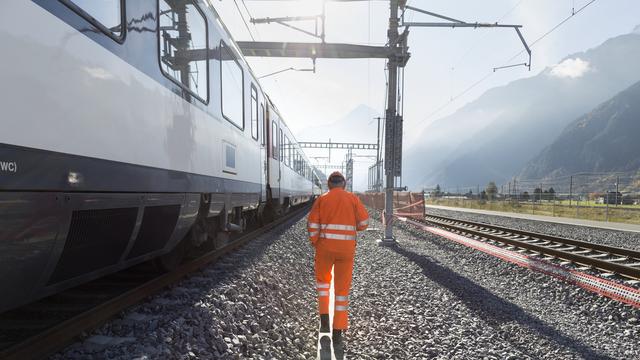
(319, 335, 332, 360)
(332, 329, 346, 360)
(319, 314, 330, 333)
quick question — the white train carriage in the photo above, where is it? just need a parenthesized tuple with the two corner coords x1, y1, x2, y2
(266, 100, 321, 212)
(0, 0, 321, 313)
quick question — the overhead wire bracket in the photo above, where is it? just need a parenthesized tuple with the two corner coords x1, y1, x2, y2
(250, 1, 327, 43)
(259, 58, 317, 79)
(251, 15, 325, 41)
(401, 5, 532, 71)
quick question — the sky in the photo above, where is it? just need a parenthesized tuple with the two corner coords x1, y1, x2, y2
(208, 0, 640, 185)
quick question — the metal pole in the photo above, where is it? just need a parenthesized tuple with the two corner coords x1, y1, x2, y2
(381, 0, 399, 244)
(540, 183, 543, 203)
(376, 117, 381, 192)
(606, 189, 610, 222)
(532, 184, 535, 215)
(576, 181, 580, 218)
(569, 175, 573, 207)
(616, 176, 620, 206)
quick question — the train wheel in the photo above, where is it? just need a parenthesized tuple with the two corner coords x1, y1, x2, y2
(154, 237, 188, 272)
(262, 200, 277, 222)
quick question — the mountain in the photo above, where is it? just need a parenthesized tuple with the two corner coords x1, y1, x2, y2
(404, 29, 640, 190)
(295, 104, 381, 191)
(519, 80, 640, 179)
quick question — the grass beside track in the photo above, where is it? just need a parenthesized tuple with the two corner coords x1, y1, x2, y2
(426, 198, 640, 225)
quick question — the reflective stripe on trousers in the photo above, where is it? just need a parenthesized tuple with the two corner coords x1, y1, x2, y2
(335, 295, 349, 312)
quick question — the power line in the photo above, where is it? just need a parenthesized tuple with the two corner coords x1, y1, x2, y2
(453, 0, 527, 67)
(424, 0, 599, 123)
(233, 0, 256, 41)
(241, 0, 255, 20)
(448, 0, 526, 99)
(502, 0, 598, 65)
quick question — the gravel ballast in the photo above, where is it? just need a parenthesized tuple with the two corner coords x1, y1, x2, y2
(52, 210, 639, 359)
(349, 215, 640, 359)
(51, 214, 319, 360)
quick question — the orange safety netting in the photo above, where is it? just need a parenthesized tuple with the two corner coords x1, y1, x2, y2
(355, 192, 425, 220)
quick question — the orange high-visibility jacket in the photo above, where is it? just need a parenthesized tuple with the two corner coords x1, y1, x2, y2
(307, 188, 369, 251)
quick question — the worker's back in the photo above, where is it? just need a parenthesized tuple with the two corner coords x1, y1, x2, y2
(308, 187, 369, 253)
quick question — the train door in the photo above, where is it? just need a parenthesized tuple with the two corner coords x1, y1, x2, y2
(278, 125, 284, 204)
(251, 85, 266, 203)
(269, 111, 280, 201)
(260, 102, 267, 202)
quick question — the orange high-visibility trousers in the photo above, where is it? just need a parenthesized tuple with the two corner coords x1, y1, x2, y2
(315, 246, 355, 330)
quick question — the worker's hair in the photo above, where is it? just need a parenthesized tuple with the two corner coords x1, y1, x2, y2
(328, 175, 346, 188)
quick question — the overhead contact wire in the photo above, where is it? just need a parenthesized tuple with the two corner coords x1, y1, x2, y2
(425, 0, 599, 122)
(233, 0, 256, 41)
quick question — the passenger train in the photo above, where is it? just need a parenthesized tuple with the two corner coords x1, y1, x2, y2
(0, 0, 323, 312)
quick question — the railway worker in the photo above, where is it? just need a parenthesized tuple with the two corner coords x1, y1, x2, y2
(307, 171, 369, 356)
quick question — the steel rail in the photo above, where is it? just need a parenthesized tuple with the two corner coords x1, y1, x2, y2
(426, 214, 640, 258)
(0, 205, 310, 360)
(420, 214, 640, 280)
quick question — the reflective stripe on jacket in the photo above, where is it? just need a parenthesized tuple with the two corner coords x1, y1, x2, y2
(307, 188, 369, 250)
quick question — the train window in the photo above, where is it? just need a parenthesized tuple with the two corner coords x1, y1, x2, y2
(279, 129, 284, 162)
(223, 142, 237, 174)
(220, 41, 244, 129)
(285, 136, 291, 167)
(292, 151, 296, 171)
(60, 0, 124, 40)
(250, 85, 259, 140)
(271, 121, 278, 159)
(261, 103, 266, 146)
(159, 0, 209, 103)
(299, 155, 303, 174)
(283, 137, 288, 166)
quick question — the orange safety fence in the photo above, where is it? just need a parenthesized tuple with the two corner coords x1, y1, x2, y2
(356, 192, 425, 220)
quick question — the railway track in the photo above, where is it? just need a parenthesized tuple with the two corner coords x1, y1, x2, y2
(0, 205, 309, 360)
(417, 214, 640, 281)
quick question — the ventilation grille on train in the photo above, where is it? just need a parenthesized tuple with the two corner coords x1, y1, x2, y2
(126, 205, 181, 260)
(48, 207, 138, 284)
